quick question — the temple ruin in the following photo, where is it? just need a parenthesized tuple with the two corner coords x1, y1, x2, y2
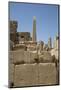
(9, 17, 59, 87)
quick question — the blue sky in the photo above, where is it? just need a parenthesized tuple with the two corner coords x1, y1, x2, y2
(9, 2, 59, 44)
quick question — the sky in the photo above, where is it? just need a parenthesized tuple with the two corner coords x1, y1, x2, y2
(9, 2, 59, 44)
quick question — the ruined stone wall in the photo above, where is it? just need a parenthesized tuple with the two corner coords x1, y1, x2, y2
(10, 21, 19, 44)
(9, 49, 58, 87)
(18, 32, 31, 43)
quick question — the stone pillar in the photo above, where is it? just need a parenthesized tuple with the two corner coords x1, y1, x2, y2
(53, 37, 56, 49)
(48, 37, 52, 49)
(43, 44, 49, 51)
(40, 41, 44, 51)
(32, 16, 37, 42)
(55, 33, 59, 50)
(54, 35, 59, 50)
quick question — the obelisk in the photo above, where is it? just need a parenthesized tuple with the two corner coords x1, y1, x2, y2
(54, 33, 59, 49)
(48, 37, 52, 49)
(32, 16, 37, 42)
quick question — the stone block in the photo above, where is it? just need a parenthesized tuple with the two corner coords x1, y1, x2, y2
(24, 51, 30, 63)
(38, 63, 57, 85)
(9, 51, 14, 63)
(9, 50, 38, 64)
(9, 64, 15, 87)
(24, 51, 38, 63)
(30, 51, 38, 63)
(39, 51, 52, 62)
(51, 49, 58, 60)
(14, 64, 38, 87)
(13, 50, 24, 64)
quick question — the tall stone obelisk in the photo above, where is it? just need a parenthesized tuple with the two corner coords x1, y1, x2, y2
(32, 16, 37, 42)
(48, 37, 52, 49)
(54, 33, 59, 49)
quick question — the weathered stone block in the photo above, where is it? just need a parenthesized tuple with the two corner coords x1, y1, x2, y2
(13, 63, 57, 86)
(51, 49, 58, 60)
(13, 50, 24, 64)
(14, 64, 38, 87)
(10, 50, 38, 64)
(38, 63, 57, 85)
(39, 51, 52, 62)
(24, 51, 30, 63)
(24, 51, 38, 63)
(9, 64, 15, 87)
(30, 51, 38, 63)
(9, 51, 14, 63)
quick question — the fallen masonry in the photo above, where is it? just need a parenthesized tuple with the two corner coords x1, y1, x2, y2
(9, 49, 59, 87)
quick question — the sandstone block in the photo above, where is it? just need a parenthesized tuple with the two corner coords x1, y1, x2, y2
(13, 50, 24, 64)
(30, 51, 38, 63)
(38, 63, 57, 85)
(24, 51, 38, 63)
(51, 49, 58, 60)
(9, 51, 14, 63)
(14, 64, 38, 87)
(9, 64, 15, 87)
(24, 51, 30, 63)
(39, 51, 52, 62)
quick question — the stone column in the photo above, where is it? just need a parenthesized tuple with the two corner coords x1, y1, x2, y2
(54, 35, 59, 50)
(48, 37, 52, 49)
(32, 16, 37, 42)
(40, 41, 44, 51)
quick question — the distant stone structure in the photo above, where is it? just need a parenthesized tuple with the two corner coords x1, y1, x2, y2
(10, 40, 14, 50)
(51, 34, 59, 60)
(54, 34, 59, 50)
(10, 21, 19, 44)
(32, 16, 37, 42)
(38, 41, 44, 51)
(48, 37, 52, 49)
(18, 32, 32, 43)
(43, 44, 49, 51)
